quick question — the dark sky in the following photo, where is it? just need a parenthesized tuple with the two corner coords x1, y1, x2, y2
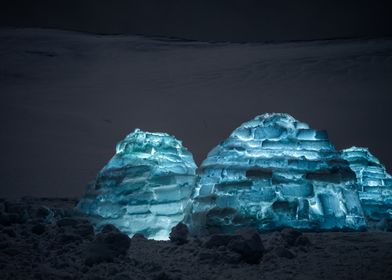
(1, 0, 392, 42)
(0, 1, 392, 197)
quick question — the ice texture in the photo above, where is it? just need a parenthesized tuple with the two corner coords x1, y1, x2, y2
(189, 113, 367, 235)
(77, 114, 392, 239)
(77, 129, 197, 240)
(342, 147, 392, 220)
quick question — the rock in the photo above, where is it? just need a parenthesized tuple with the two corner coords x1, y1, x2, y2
(262, 252, 277, 263)
(76, 224, 94, 237)
(169, 222, 189, 244)
(32, 224, 46, 235)
(58, 233, 82, 243)
(0, 232, 7, 242)
(198, 251, 216, 262)
(281, 228, 303, 246)
(100, 224, 120, 234)
(0, 212, 24, 224)
(140, 261, 162, 273)
(2, 228, 16, 238)
(85, 276, 105, 280)
(198, 249, 242, 265)
(373, 218, 392, 232)
(263, 231, 282, 251)
(3, 247, 21, 256)
(8, 213, 25, 224)
(56, 218, 94, 240)
(52, 208, 67, 218)
(35, 206, 53, 221)
(7, 202, 29, 223)
(139, 260, 162, 273)
(227, 228, 265, 264)
(295, 235, 311, 246)
(221, 250, 242, 264)
(84, 250, 113, 266)
(0, 213, 11, 226)
(192, 237, 202, 247)
(203, 234, 233, 248)
(132, 233, 146, 240)
(56, 218, 79, 227)
(113, 273, 132, 280)
(85, 227, 131, 266)
(0, 239, 12, 250)
(152, 272, 172, 280)
(274, 246, 295, 259)
(4, 201, 26, 214)
(203, 229, 264, 264)
(98, 231, 131, 253)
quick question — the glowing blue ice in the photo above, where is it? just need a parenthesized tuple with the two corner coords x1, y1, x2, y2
(188, 113, 367, 234)
(78, 114, 392, 239)
(342, 147, 392, 221)
(77, 129, 197, 240)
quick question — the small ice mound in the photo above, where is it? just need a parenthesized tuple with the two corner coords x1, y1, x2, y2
(342, 147, 392, 221)
(77, 129, 197, 240)
(189, 113, 366, 235)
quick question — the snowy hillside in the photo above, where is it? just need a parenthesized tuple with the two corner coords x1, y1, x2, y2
(0, 28, 391, 197)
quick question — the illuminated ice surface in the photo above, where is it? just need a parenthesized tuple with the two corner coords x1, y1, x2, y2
(189, 113, 367, 234)
(342, 147, 392, 220)
(78, 114, 392, 239)
(77, 129, 197, 240)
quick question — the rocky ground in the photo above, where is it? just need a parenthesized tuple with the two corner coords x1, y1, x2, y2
(0, 198, 392, 280)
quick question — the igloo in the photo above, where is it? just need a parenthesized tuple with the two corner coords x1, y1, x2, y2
(77, 129, 197, 240)
(189, 113, 367, 234)
(78, 114, 392, 239)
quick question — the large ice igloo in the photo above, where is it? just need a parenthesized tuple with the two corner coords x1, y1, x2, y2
(77, 129, 197, 240)
(189, 113, 367, 235)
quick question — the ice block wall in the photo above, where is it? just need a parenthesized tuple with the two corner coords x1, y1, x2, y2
(77, 129, 197, 240)
(78, 114, 392, 239)
(342, 147, 392, 221)
(189, 113, 367, 234)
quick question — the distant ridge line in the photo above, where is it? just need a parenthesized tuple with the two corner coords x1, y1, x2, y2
(1, 26, 392, 46)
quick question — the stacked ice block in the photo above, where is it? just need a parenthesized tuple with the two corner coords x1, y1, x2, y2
(190, 113, 366, 234)
(342, 147, 392, 221)
(77, 129, 197, 240)
(78, 114, 392, 239)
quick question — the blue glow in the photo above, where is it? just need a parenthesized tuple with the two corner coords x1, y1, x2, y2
(189, 113, 367, 234)
(342, 147, 392, 221)
(78, 114, 392, 239)
(77, 129, 197, 240)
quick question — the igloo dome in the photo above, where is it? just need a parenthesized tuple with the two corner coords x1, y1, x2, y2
(77, 129, 197, 240)
(189, 113, 366, 234)
(342, 147, 392, 221)
(78, 114, 392, 239)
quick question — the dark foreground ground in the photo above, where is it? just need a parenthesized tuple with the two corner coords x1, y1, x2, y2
(0, 197, 391, 280)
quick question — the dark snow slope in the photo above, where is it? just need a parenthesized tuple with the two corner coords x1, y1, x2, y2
(1, 0, 392, 42)
(1, 28, 392, 197)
